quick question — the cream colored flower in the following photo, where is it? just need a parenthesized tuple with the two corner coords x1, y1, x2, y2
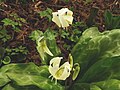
(52, 8, 73, 28)
(49, 57, 71, 83)
(37, 36, 53, 61)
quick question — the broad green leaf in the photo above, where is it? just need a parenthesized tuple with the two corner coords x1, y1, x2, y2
(104, 10, 112, 29)
(112, 16, 120, 29)
(90, 85, 101, 90)
(104, 10, 120, 30)
(91, 79, 120, 90)
(2, 84, 40, 90)
(70, 79, 120, 90)
(0, 63, 64, 90)
(0, 73, 10, 87)
(71, 28, 120, 79)
(70, 27, 120, 90)
(80, 56, 120, 83)
(69, 83, 90, 90)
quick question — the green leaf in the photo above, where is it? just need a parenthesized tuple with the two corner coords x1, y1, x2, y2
(104, 10, 120, 30)
(112, 16, 120, 29)
(104, 10, 113, 28)
(70, 83, 90, 90)
(0, 63, 64, 90)
(2, 84, 40, 90)
(0, 73, 10, 87)
(72, 27, 120, 79)
(71, 27, 120, 90)
(80, 56, 120, 83)
(70, 79, 120, 90)
(91, 79, 120, 90)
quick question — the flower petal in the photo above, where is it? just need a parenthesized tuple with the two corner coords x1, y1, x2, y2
(63, 16, 73, 24)
(43, 40, 53, 56)
(59, 15, 69, 28)
(37, 44, 45, 60)
(52, 8, 73, 28)
(55, 62, 71, 80)
(49, 57, 63, 76)
(52, 12, 61, 27)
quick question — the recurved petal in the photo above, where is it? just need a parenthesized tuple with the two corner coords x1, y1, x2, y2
(50, 57, 63, 67)
(49, 57, 63, 77)
(49, 65, 59, 76)
(58, 8, 73, 16)
(52, 12, 61, 27)
(63, 16, 73, 24)
(37, 44, 45, 61)
(43, 40, 53, 56)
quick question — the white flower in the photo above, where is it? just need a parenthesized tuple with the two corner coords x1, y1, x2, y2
(52, 8, 73, 28)
(37, 36, 53, 61)
(49, 57, 71, 83)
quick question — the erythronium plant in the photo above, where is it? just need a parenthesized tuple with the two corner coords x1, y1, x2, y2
(48, 8, 80, 84)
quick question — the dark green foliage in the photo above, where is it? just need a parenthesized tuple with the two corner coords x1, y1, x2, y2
(0, 63, 64, 90)
(104, 10, 120, 30)
(70, 27, 120, 90)
(0, 28, 11, 43)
